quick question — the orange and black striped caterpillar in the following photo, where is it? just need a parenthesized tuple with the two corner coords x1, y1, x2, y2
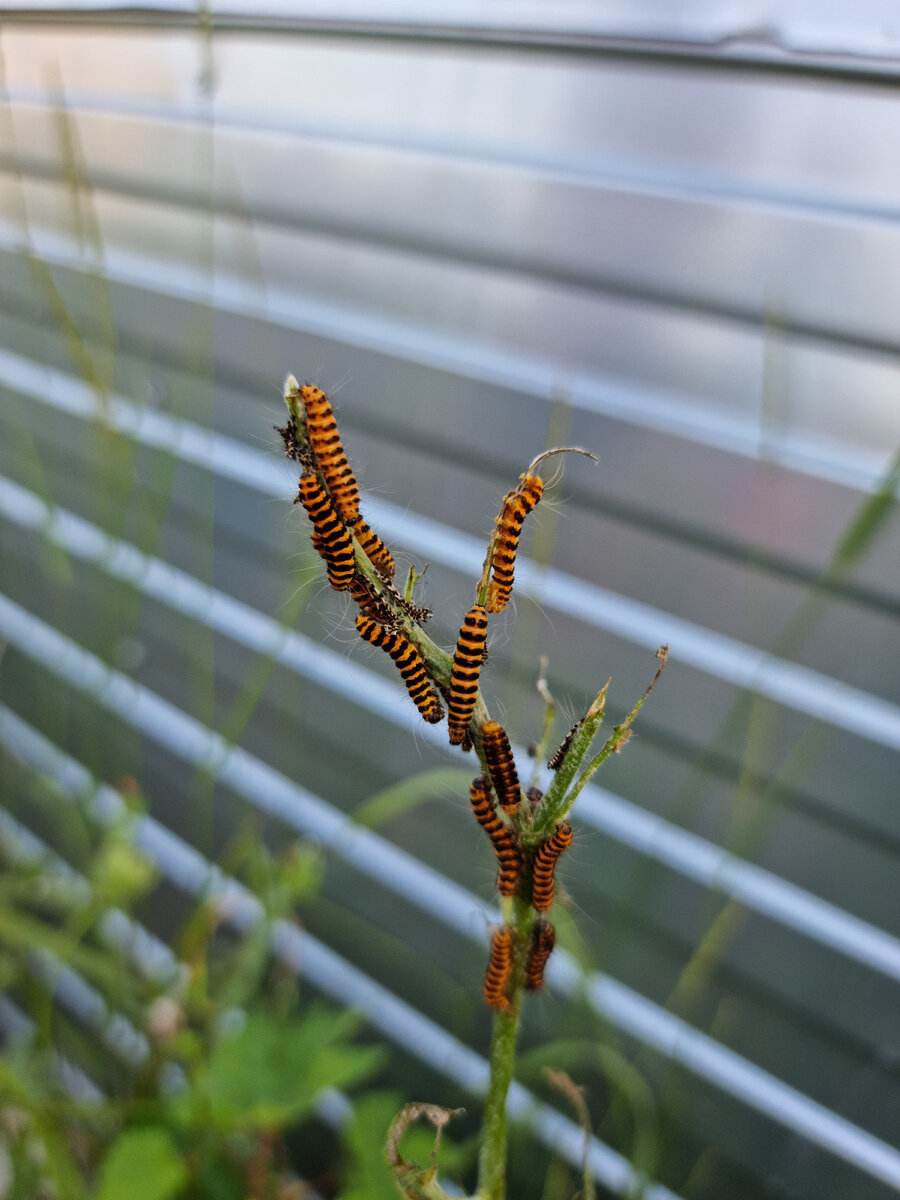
(483, 925, 513, 1011)
(531, 821, 574, 912)
(486, 474, 543, 613)
(296, 471, 355, 592)
(469, 776, 520, 897)
(355, 615, 444, 724)
(481, 721, 521, 816)
(351, 515, 395, 580)
(524, 919, 556, 991)
(301, 383, 360, 523)
(447, 604, 488, 746)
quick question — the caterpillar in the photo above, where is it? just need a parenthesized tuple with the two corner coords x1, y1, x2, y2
(524, 919, 556, 991)
(531, 821, 574, 912)
(483, 925, 513, 1012)
(447, 604, 488, 746)
(350, 515, 395, 580)
(486, 474, 543, 613)
(481, 721, 521, 815)
(548, 716, 582, 772)
(301, 383, 360, 523)
(296, 471, 354, 592)
(469, 776, 520, 897)
(349, 574, 391, 622)
(275, 415, 303, 461)
(375, 579, 431, 624)
(355, 615, 444, 724)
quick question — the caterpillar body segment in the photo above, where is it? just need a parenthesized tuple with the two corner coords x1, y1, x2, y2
(296, 472, 354, 592)
(355, 615, 444, 724)
(483, 926, 513, 1011)
(531, 821, 574, 912)
(469, 776, 521, 898)
(524, 919, 556, 991)
(351, 515, 395, 580)
(486, 474, 543, 613)
(301, 383, 360, 522)
(481, 721, 521, 815)
(447, 604, 488, 746)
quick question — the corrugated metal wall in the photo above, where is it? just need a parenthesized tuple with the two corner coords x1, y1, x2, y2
(1, 5, 899, 1198)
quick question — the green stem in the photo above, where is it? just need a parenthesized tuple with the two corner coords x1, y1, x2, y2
(476, 896, 533, 1200)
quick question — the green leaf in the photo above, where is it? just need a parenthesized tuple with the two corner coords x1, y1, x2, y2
(197, 1008, 385, 1130)
(353, 768, 472, 830)
(94, 1127, 188, 1200)
(89, 837, 158, 909)
(830, 447, 900, 574)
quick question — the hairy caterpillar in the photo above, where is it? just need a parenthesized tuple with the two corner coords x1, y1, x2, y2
(296, 472, 354, 592)
(469, 776, 520, 897)
(447, 604, 488, 746)
(355, 616, 444, 724)
(301, 383, 359, 522)
(486, 474, 543, 613)
(483, 925, 513, 1011)
(531, 821, 574, 913)
(481, 721, 521, 816)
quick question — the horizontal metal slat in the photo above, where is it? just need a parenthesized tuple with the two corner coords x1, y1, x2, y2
(1, 600, 900, 1190)
(1, 220, 894, 496)
(2, 603, 900, 1194)
(4, 352, 897, 748)
(0, 708, 684, 1200)
(2, 470, 898, 979)
(4, 99, 900, 357)
(5, 2, 900, 78)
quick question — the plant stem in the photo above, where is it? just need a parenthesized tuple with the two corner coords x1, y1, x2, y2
(476, 896, 533, 1200)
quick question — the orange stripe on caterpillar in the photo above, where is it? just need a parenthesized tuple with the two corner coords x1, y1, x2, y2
(486, 474, 543, 613)
(350, 515, 395, 580)
(355, 615, 444, 724)
(301, 384, 360, 523)
(296, 471, 354, 592)
(469, 776, 520, 897)
(481, 721, 521, 815)
(531, 821, 573, 913)
(524, 919, 556, 991)
(448, 604, 488, 746)
(483, 926, 513, 1011)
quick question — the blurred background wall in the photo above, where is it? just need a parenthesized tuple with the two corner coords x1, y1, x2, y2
(1, 3, 899, 1197)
